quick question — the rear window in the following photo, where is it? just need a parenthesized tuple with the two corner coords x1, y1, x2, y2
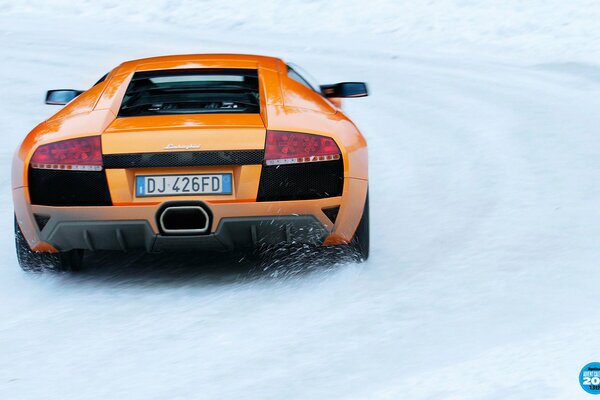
(118, 69, 259, 117)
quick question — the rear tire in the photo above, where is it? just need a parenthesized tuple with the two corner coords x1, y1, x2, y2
(351, 191, 369, 261)
(15, 217, 83, 272)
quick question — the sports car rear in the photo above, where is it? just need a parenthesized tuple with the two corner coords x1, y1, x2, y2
(13, 54, 368, 271)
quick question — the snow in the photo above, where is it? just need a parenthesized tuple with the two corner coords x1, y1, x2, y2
(1, 1, 600, 399)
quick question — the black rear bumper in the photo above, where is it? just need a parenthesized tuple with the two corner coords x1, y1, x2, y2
(41, 216, 327, 252)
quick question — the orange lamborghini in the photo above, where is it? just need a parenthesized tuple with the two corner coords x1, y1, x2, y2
(12, 54, 369, 271)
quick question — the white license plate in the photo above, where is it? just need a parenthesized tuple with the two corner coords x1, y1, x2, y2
(135, 174, 232, 197)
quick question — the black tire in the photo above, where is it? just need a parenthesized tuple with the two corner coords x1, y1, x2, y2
(15, 217, 83, 272)
(351, 191, 369, 261)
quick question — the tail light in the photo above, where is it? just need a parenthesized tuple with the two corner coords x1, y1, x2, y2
(264, 130, 341, 166)
(30, 136, 103, 171)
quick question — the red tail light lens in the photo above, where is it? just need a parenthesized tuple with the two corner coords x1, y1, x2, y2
(264, 130, 341, 166)
(30, 136, 103, 171)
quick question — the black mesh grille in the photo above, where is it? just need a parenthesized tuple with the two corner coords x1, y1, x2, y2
(28, 169, 112, 206)
(33, 214, 51, 231)
(257, 160, 344, 201)
(103, 150, 264, 169)
(322, 206, 340, 223)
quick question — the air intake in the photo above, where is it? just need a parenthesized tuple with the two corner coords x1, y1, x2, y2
(322, 206, 340, 224)
(257, 159, 344, 202)
(28, 169, 112, 206)
(33, 214, 51, 231)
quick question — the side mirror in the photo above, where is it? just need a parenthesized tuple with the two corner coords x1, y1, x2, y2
(320, 82, 368, 98)
(45, 89, 84, 105)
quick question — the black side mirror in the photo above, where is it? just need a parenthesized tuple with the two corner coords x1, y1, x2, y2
(320, 82, 368, 98)
(45, 89, 84, 105)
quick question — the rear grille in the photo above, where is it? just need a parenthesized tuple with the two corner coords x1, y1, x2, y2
(28, 169, 112, 206)
(322, 206, 340, 223)
(257, 159, 344, 201)
(103, 150, 264, 169)
(33, 214, 51, 231)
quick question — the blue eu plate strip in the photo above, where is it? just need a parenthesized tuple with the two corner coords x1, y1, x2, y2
(222, 174, 232, 194)
(136, 176, 145, 196)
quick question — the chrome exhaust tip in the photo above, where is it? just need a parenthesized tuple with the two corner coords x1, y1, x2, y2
(159, 205, 210, 235)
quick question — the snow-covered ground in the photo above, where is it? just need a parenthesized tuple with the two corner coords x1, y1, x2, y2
(1, 2, 600, 399)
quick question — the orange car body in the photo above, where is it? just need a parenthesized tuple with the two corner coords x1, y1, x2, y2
(12, 54, 368, 254)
